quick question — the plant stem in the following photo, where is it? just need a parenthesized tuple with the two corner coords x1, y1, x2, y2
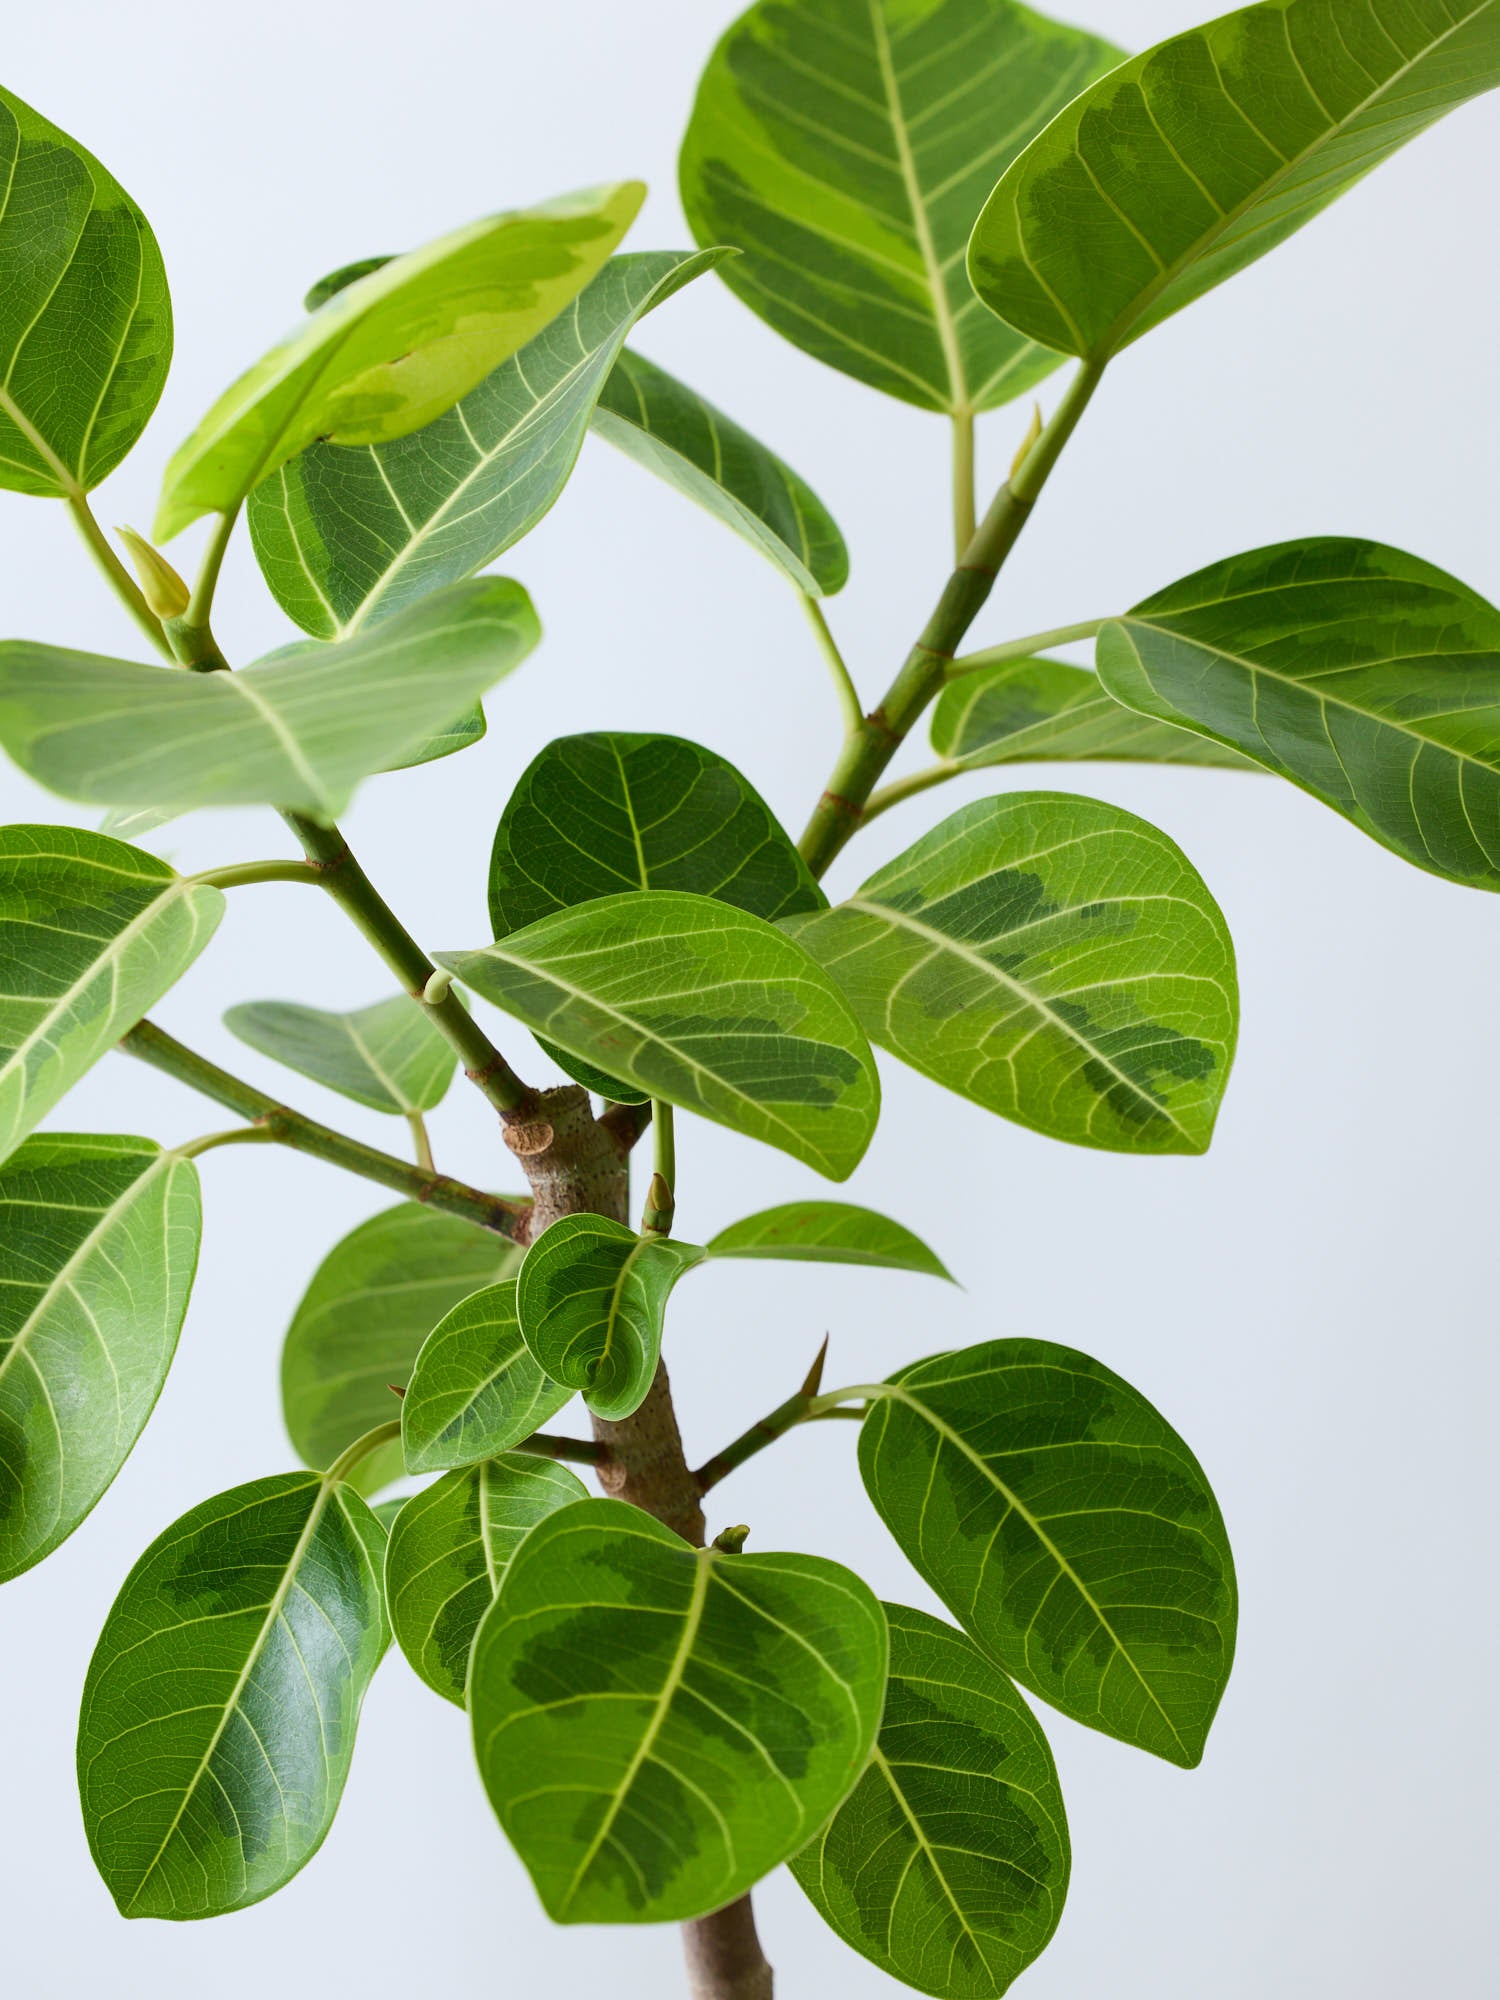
(280, 814, 538, 1117)
(655, 1101, 676, 1194)
(513, 1431, 610, 1468)
(176, 1124, 278, 1161)
(797, 358, 1107, 878)
(165, 506, 241, 669)
(120, 1019, 528, 1239)
(191, 858, 325, 891)
(798, 592, 863, 737)
(405, 1111, 435, 1173)
(947, 616, 1105, 679)
(861, 759, 963, 823)
(66, 492, 175, 662)
(951, 410, 976, 558)
(326, 1419, 403, 1486)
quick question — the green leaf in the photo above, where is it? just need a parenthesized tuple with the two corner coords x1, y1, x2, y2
(440, 891, 880, 1180)
(247, 251, 722, 640)
(489, 732, 827, 1103)
(706, 1200, 950, 1278)
(679, 0, 1121, 412)
(283, 1205, 521, 1496)
(591, 347, 847, 593)
(931, 656, 1256, 772)
(785, 794, 1236, 1156)
(516, 1215, 706, 1422)
(78, 1470, 388, 1917)
(791, 1603, 1069, 1999)
(385, 1455, 587, 1706)
(0, 1135, 200, 1582)
(470, 1497, 888, 1921)
(383, 703, 486, 772)
(859, 1340, 1237, 1767)
(304, 256, 394, 312)
(401, 1278, 573, 1473)
(224, 992, 456, 1115)
(968, 0, 1500, 364)
(1096, 538, 1500, 891)
(154, 183, 645, 539)
(0, 826, 222, 1165)
(0, 86, 171, 496)
(0, 577, 539, 824)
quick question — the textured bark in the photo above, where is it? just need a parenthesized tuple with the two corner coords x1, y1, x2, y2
(506, 1089, 774, 1998)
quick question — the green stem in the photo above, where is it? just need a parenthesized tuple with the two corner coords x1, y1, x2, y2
(799, 592, 863, 737)
(513, 1431, 610, 1468)
(947, 617, 1105, 680)
(796, 358, 1107, 879)
(176, 1124, 278, 1161)
(66, 492, 175, 662)
(283, 814, 537, 1118)
(326, 1420, 403, 1486)
(405, 1110, 435, 1174)
(165, 506, 240, 671)
(191, 858, 324, 891)
(121, 1019, 529, 1239)
(694, 1344, 862, 1493)
(861, 760, 963, 824)
(951, 411, 976, 559)
(654, 1101, 676, 1195)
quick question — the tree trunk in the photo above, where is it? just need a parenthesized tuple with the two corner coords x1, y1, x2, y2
(504, 1088, 776, 1998)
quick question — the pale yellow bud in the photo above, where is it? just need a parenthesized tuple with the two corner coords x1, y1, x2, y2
(116, 526, 191, 620)
(1010, 403, 1044, 480)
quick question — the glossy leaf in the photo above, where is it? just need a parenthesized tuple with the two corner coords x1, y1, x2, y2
(969, 0, 1500, 363)
(440, 891, 880, 1180)
(78, 1471, 388, 1917)
(707, 1200, 950, 1278)
(591, 348, 847, 593)
(0, 1136, 200, 1582)
(791, 1604, 1069, 1999)
(384, 1455, 586, 1705)
(785, 794, 1236, 1155)
(1097, 538, 1500, 890)
(247, 250, 722, 639)
(224, 992, 456, 1115)
(401, 1279, 573, 1474)
(517, 1215, 706, 1422)
(470, 1497, 887, 1922)
(679, 0, 1121, 412)
(859, 1340, 1237, 1767)
(931, 656, 1255, 772)
(489, 732, 825, 1102)
(0, 85, 171, 496)
(155, 183, 644, 538)
(282, 1205, 521, 1495)
(0, 826, 222, 1164)
(0, 577, 539, 823)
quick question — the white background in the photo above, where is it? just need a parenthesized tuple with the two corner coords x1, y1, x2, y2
(2, 3, 1497, 1994)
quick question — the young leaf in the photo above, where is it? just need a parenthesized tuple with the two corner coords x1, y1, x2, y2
(1097, 538, 1500, 891)
(859, 1340, 1237, 1768)
(968, 0, 1500, 364)
(224, 992, 456, 1115)
(384, 1455, 587, 1706)
(0, 576, 539, 823)
(282, 1205, 521, 1495)
(401, 1278, 574, 1473)
(77, 1470, 388, 1917)
(304, 256, 394, 312)
(785, 794, 1237, 1156)
(489, 732, 825, 1101)
(931, 656, 1256, 772)
(0, 1136, 200, 1583)
(247, 250, 724, 639)
(439, 891, 881, 1180)
(679, 0, 1121, 412)
(0, 86, 171, 496)
(516, 1215, 706, 1422)
(591, 348, 848, 594)
(791, 1604, 1069, 1999)
(154, 183, 645, 538)
(469, 1497, 888, 1922)
(0, 826, 222, 1164)
(706, 1201, 950, 1279)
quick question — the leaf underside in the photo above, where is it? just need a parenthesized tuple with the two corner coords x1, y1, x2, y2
(225, 992, 456, 1115)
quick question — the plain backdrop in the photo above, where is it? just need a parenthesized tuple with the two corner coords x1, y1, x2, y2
(1, 3, 1497, 1995)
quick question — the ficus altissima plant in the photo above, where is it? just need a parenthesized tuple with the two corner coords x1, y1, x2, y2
(1, 2, 1497, 1994)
